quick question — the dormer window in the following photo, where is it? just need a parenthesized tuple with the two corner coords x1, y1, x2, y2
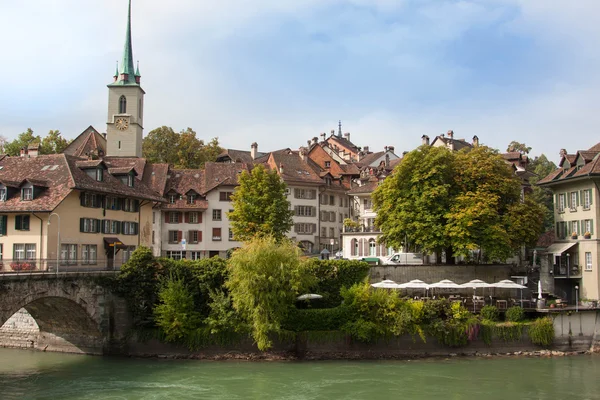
(325, 177, 332, 186)
(0, 188, 6, 201)
(119, 95, 127, 114)
(188, 194, 196, 204)
(21, 187, 33, 201)
(96, 168, 103, 182)
(325, 161, 331, 168)
(128, 174, 134, 187)
(169, 194, 177, 204)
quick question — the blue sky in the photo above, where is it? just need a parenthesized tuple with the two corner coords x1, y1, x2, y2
(1, 0, 599, 163)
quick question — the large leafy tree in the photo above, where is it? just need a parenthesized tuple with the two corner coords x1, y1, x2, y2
(4, 128, 41, 156)
(372, 145, 457, 261)
(3, 128, 70, 156)
(142, 126, 222, 168)
(40, 130, 70, 154)
(506, 141, 532, 154)
(226, 236, 314, 350)
(373, 145, 544, 263)
(228, 164, 294, 242)
(529, 154, 558, 230)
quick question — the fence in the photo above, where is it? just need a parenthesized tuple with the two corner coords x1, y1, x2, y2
(0, 259, 125, 275)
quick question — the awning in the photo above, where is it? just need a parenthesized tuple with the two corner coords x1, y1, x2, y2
(104, 237, 127, 250)
(543, 242, 577, 256)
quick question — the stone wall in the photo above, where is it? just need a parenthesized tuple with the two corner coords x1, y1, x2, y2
(0, 309, 39, 349)
(370, 264, 515, 284)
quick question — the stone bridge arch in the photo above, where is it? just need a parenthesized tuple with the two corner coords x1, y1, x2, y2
(0, 273, 131, 354)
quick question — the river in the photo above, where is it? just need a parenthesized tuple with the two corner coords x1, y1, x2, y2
(1, 348, 599, 399)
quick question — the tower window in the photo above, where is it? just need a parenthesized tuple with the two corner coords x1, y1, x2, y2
(119, 95, 127, 114)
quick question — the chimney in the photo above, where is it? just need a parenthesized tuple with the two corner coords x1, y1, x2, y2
(279, 162, 284, 174)
(320, 132, 326, 142)
(447, 130, 454, 139)
(250, 142, 258, 160)
(388, 146, 395, 153)
(299, 147, 307, 161)
(472, 135, 479, 147)
(363, 146, 370, 153)
(421, 135, 430, 146)
(20, 147, 27, 157)
(343, 132, 350, 142)
(102, 132, 107, 139)
(385, 154, 390, 168)
(330, 129, 335, 136)
(27, 143, 39, 158)
(312, 137, 318, 145)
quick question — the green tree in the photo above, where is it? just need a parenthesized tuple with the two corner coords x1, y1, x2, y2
(228, 164, 294, 242)
(226, 236, 315, 350)
(372, 145, 457, 261)
(154, 274, 202, 342)
(4, 128, 41, 156)
(506, 141, 532, 154)
(142, 126, 222, 168)
(40, 130, 70, 154)
(529, 154, 558, 230)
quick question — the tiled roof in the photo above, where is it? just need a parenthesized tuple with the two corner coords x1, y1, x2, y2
(356, 151, 384, 167)
(108, 167, 137, 175)
(142, 163, 169, 196)
(76, 160, 105, 169)
(166, 169, 204, 195)
(339, 163, 361, 175)
(539, 144, 600, 185)
(204, 162, 250, 193)
(63, 126, 107, 158)
(587, 142, 600, 152)
(216, 149, 265, 164)
(577, 151, 598, 162)
(327, 135, 359, 152)
(103, 157, 148, 178)
(389, 158, 402, 169)
(268, 151, 323, 185)
(502, 152, 522, 161)
(347, 179, 378, 195)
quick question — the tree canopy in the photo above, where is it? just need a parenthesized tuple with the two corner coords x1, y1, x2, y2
(142, 126, 222, 168)
(3, 128, 71, 156)
(506, 141, 532, 154)
(373, 145, 545, 263)
(228, 164, 294, 242)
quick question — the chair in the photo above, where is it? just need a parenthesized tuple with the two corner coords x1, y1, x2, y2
(496, 299, 508, 310)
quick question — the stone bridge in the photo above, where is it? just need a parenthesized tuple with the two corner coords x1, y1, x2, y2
(0, 272, 131, 355)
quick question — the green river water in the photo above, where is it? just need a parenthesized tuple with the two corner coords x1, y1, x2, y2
(1, 348, 600, 400)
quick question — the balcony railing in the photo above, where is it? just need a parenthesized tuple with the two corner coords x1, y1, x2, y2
(553, 264, 581, 278)
(0, 258, 126, 275)
(343, 226, 381, 233)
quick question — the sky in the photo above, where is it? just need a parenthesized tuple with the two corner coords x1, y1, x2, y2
(0, 0, 599, 163)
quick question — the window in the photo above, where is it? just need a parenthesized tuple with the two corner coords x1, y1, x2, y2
(330, 211, 336, 222)
(325, 177, 332, 186)
(351, 239, 358, 256)
(21, 187, 33, 201)
(0, 244, 2, 262)
(81, 193, 102, 208)
(583, 189, 592, 209)
(189, 230, 200, 244)
(190, 251, 201, 260)
(103, 220, 120, 234)
(329, 227, 335, 238)
(106, 196, 120, 210)
(122, 246, 135, 263)
(321, 227, 327, 237)
(325, 161, 331, 168)
(219, 192, 233, 201)
(169, 230, 180, 243)
(188, 212, 199, 224)
(294, 223, 315, 234)
(127, 174, 134, 188)
(213, 209, 222, 221)
(229, 228, 234, 241)
(80, 218, 100, 233)
(0, 215, 6, 236)
(152, 231, 155, 244)
(570, 192, 578, 211)
(585, 252, 593, 271)
(294, 188, 316, 199)
(96, 168, 103, 182)
(571, 220, 579, 236)
(123, 199, 139, 212)
(187, 194, 196, 204)
(212, 228, 222, 241)
(169, 194, 177, 204)
(329, 195, 334, 205)
(295, 206, 314, 217)
(0, 188, 6, 201)
(558, 193, 566, 212)
(60, 244, 77, 266)
(363, 198, 373, 210)
(169, 212, 181, 224)
(585, 219, 593, 236)
(14, 244, 36, 261)
(122, 222, 138, 235)
(119, 95, 127, 114)
(166, 251, 185, 260)
(369, 239, 376, 256)
(15, 215, 30, 231)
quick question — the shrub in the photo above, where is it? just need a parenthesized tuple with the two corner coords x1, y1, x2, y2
(505, 306, 525, 322)
(303, 259, 370, 307)
(529, 317, 554, 347)
(480, 305, 499, 321)
(282, 307, 350, 332)
(154, 274, 202, 343)
(428, 302, 479, 347)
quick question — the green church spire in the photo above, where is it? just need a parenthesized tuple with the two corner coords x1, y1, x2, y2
(111, 0, 138, 86)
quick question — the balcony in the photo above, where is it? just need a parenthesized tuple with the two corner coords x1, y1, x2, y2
(553, 264, 581, 278)
(343, 226, 381, 233)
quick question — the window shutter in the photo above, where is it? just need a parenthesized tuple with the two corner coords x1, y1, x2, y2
(199, 212, 203, 223)
(554, 194, 558, 210)
(590, 189, 593, 205)
(591, 220, 594, 236)
(80, 192, 85, 206)
(294, 224, 298, 233)
(80, 218, 85, 232)
(95, 219, 101, 233)
(0, 215, 7, 235)
(15, 215, 21, 230)
(358, 239, 363, 257)
(312, 223, 317, 234)
(294, 188, 299, 198)
(115, 221, 121, 234)
(184, 212, 189, 223)
(101, 220, 107, 234)
(165, 212, 170, 223)
(178, 231, 182, 242)
(134, 200, 140, 212)
(567, 194, 571, 209)
(198, 231, 202, 242)
(134, 223, 139, 235)
(577, 191, 580, 207)
(117, 198, 123, 211)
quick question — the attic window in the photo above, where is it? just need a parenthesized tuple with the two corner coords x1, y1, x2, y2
(41, 166, 50, 171)
(169, 194, 177, 204)
(21, 187, 33, 201)
(325, 161, 331, 168)
(0, 188, 6, 201)
(96, 168, 103, 182)
(188, 194, 196, 204)
(50, 165, 59, 171)
(128, 174, 134, 187)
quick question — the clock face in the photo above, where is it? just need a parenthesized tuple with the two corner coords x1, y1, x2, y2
(115, 117, 129, 131)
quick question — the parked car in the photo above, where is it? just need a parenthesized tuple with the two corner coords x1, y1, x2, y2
(382, 253, 423, 265)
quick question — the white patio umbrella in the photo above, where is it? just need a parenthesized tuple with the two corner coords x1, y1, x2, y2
(296, 294, 324, 300)
(490, 279, 527, 289)
(398, 279, 430, 297)
(538, 280, 543, 300)
(460, 279, 491, 310)
(371, 280, 402, 289)
(429, 279, 462, 289)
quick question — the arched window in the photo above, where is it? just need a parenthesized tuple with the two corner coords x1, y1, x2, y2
(351, 239, 358, 256)
(369, 239, 376, 256)
(119, 95, 127, 114)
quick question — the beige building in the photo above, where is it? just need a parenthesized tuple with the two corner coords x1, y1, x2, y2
(538, 143, 600, 302)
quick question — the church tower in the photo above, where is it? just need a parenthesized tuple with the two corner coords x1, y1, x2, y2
(106, 0, 144, 157)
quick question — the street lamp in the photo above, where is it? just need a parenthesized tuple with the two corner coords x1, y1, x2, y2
(575, 285, 579, 312)
(48, 213, 60, 274)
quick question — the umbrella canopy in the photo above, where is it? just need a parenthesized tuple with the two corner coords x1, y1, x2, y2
(297, 294, 324, 300)
(398, 279, 430, 289)
(490, 279, 527, 289)
(538, 280, 543, 299)
(371, 280, 402, 289)
(429, 279, 462, 289)
(460, 279, 490, 288)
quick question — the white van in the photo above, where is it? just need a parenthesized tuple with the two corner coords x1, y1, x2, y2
(383, 253, 423, 265)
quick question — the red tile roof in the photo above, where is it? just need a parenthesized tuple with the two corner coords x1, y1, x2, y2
(63, 126, 107, 158)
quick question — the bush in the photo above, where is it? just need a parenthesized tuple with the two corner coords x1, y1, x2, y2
(303, 259, 370, 307)
(506, 306, 525, 322)
(480, 305, 499, 321)
(154, 274, 202, 343)
(282, 307, 350, 332)
(529, 317, 554, 347)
